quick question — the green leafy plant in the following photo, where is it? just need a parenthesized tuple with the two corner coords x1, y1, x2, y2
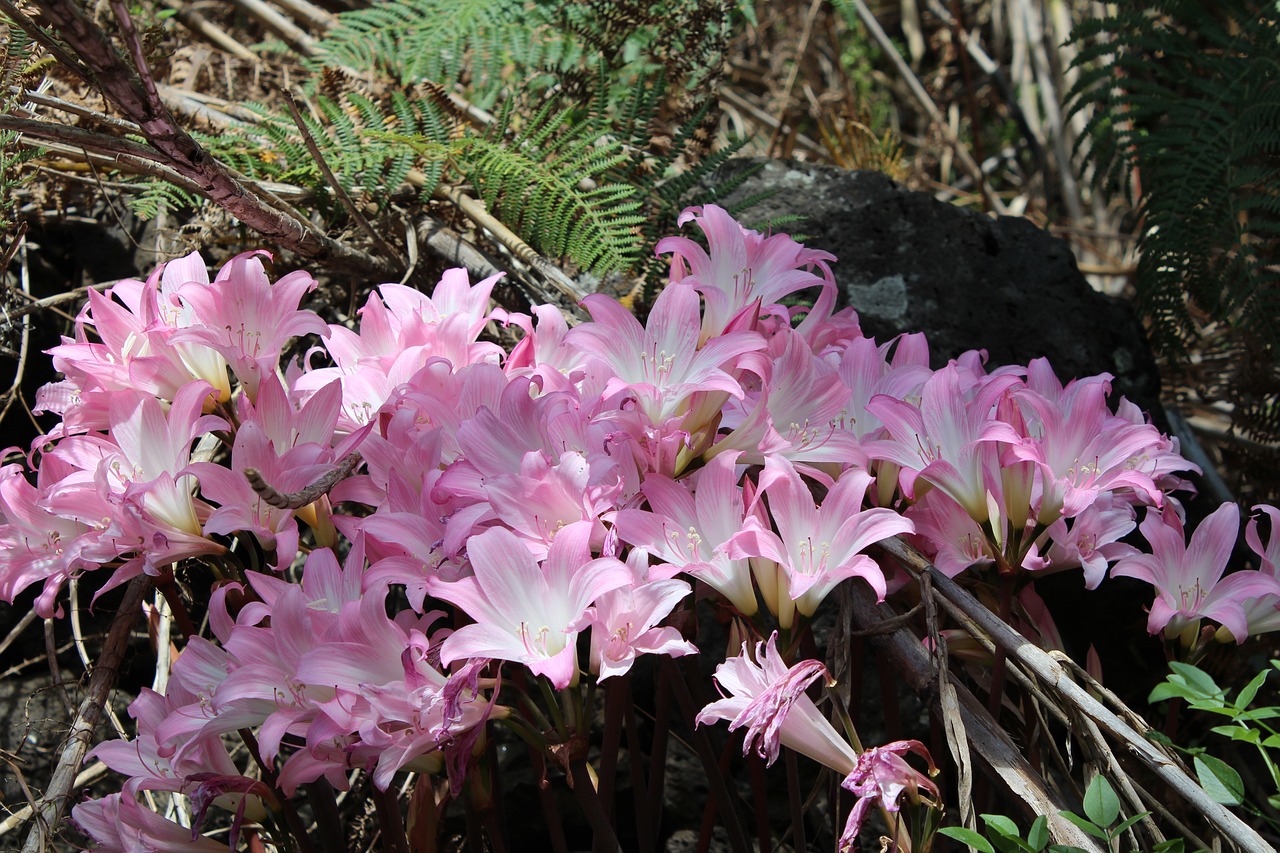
(938, 777, 1175, 853)
(1149, 660, 1280, 820)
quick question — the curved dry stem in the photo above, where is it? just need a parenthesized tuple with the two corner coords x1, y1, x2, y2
(20, 576, 150, 853)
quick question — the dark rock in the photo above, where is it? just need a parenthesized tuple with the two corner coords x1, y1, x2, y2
(713, 159, 1163, 420)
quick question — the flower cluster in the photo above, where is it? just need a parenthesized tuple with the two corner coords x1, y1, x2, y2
(4, 207, 1279, 850)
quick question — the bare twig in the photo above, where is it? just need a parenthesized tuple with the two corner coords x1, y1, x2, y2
(20, 577, 149, 853)
(846, 0, 1006, 214)
(281, 87, 404, 265)
(269, 0, 338, 31)
(879, 535, 1273, 853)
(228, 0, 318, 56)
(0, 609, 38, 659)
(766, 0, 823, 154)
(24, 0, 396, 278)
(245, 451, 362, 510)
(0, 761, 108, 837)
(435, 185, 589, 307)
(158, 0, 257, 60)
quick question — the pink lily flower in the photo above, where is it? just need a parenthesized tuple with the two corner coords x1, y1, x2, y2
(727, 458, 913, 625)
(838, 740, 940, 850)
(710, 324, 864, 469)
(865, 365, 1021, 522)
(1112, 502, 1280, 642)
(172, 251, 329, 400)
(697, 632, 858, 773)
(73, 794, 229, 853)
(575, 551, 696, 680)
(566, 282, 764, 427)
(614, 451, 761, 615)
(656, 204, 835, 342)
(1003, 375, 1166, 522)
(0, 455, 124, 617)
(431, 522, 632, 688)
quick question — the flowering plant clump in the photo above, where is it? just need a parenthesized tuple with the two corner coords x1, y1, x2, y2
(5, 208, 1280, 852)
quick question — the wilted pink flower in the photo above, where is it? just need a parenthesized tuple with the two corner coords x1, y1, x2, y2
(697, 633, 858, 773)
(73, 793, 229, 853)
(839, 740, 940, 849)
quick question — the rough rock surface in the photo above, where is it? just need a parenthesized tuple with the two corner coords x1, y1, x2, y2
(712, 158, 1162, 417)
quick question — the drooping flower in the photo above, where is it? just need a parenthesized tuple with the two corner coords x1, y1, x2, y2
(73, 793, 230, 853)
(838, 740, 940, 850)
(697, 632, 858, 773)
(1112, 502, 1280, 642)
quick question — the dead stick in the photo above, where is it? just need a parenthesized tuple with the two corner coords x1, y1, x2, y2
(20, 577, 149, 853)
(879, 535, 1272, 853)
(26, 0, 395, 278)
(281, 87, 404, 264)
(245, 451, 361, 510)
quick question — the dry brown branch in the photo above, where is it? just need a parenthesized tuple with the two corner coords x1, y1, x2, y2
(228, 0, 318, 56)
(879, 535, 1273, 853)
(21, 0, 396, 279)
(19, 576, 149, 853)
(245, 451, 362, 510)
(158, 0, 257, 60)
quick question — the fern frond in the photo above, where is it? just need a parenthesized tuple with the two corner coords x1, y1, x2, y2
(126, 179, 201, 221)
(311, 0, 563, 105)
(1068, 1, 1280, 363)
(447, 101, 646, 275)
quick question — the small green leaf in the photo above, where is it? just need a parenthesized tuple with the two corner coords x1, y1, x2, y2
(1148, 682, 1191, 703)
(981, 814, 1022, 838)
(1082, 775, 1120, 827)
(1112, 811, 1151, 835)
(1210, 724, 1260, 744)
(1194, 754, 1244, 805)
(1144, 729, 1175, 746)
(1235, 668, 1270, 710)
(1059, 811, 1109, 840)
(1152, 840, 1186, 853)
(1261, 732, 1280, 748)
(1239, 707, 1280, 721)
(1168, 662, 1223, 698)
(938, 827, 996, 853)
(1027, 815, 1050, 851)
